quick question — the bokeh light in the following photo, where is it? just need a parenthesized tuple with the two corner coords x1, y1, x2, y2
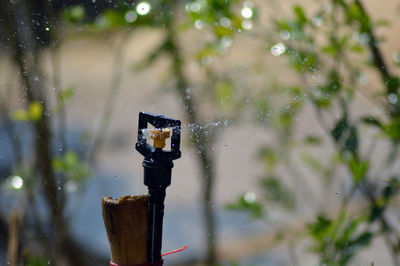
(270, 42, 286, 56)
(136, 2, 151, 16)
(11, 176, 23, 190)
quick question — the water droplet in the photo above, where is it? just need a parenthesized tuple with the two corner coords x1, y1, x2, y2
(242, 20, 252, 30)
(201, 56, 212, 65)
(358, 32, 371, 44)
(125, 10, 137, 23)
(136, 2, 151, 15)
(270, 42, 286, 56)
(393, 52, 400, 64)
(388, 93, 398, 104)
(241, 6, 253, 19)
(189, 2, 201, 13)
(244, 192, 256, 203)
(357, 74, 367, 84)
(194, 20, 203, 30)
(220, 17, 231, 28)
(11, 176, 23, 190)
(311, 17, 323, 27)
(280, 30, 291, 40)
(221, 37, 232, 48)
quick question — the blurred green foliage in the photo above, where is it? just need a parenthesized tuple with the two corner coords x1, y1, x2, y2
(12, 102, 43, 122)
(226, 193, 264, 219)
(25, 255, 48, 266)
(308, 213, 372, 266)
(227, 0, 400, 264)
(53, 151, 91, 183)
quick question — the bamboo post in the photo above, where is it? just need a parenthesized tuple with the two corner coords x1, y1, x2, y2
(7, 212, 19, 266)
(102, 195, 148, 265)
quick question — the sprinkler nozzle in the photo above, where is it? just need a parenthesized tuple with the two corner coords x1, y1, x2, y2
(149, 128, 170, 149)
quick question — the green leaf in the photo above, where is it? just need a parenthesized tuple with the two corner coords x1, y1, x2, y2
(349, 159, 369, 182)
(349, 232, 372, 248)
(215, 81, 234, 106)
(382, 177, 400, 200)
(225, 193, 264, 219)
(56, 86, 75, 112)
(332, 117, 348, 142)
(321, 45, 338, 56)
(344, 126, 358, 153)
(96, 9, 127, 29)
(383, 117, 400, 141)
(322, 70, 341, 95)
(12, 110, 30, 121)
(12, 101, 43, 122)
(53, 151, 91, 183)
(28, 102, 43, 121)
(59, 87, 74, 102)
(370, 204, 385, 222)
(350, 45, 365, 53)
(258, 146, 279, 169)
(386, 78, 400, 93)
(340, 218, 362, 244)
(304, 135, 323, 145)
(25, 255, 48, 266)
(260, 177, 294, 209)
(286, 48, 317, 73)
(293, 5, 307, 25)
(308, 215, 332, 240)
(361, 116, 382, 128)
(63, 5, 86, 23)
(214, 25, 233, 37)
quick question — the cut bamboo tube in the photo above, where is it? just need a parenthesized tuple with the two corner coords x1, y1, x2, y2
(102, 195, 148, 265)
(7, 212, 19, 266)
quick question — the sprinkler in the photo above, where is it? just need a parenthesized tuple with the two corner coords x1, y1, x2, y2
(102, 112, 182, 266)
(135, 111, 181, 263)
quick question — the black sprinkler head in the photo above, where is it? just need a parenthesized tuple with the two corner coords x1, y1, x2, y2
(135, 111, 182, 263)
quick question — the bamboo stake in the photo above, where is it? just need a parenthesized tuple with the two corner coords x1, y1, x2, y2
(102, 195, 148, 265)
(7, 212, 19, 266)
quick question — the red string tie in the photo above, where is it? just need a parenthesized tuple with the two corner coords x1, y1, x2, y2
(110, 245, 188, 266)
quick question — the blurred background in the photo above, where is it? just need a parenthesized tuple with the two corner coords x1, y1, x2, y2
(1, 0, 400, 265)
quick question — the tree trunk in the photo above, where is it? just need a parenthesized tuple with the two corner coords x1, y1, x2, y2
(165, 15, 219, 264)
(198, 148, 217, 265)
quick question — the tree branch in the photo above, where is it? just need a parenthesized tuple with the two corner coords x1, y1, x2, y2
(88, 32, 131, 165)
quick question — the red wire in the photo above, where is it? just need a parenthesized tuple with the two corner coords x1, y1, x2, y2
(162, 244, 188, 256)
(110, 245, 188, 266)
(110, 260, 163, 266)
